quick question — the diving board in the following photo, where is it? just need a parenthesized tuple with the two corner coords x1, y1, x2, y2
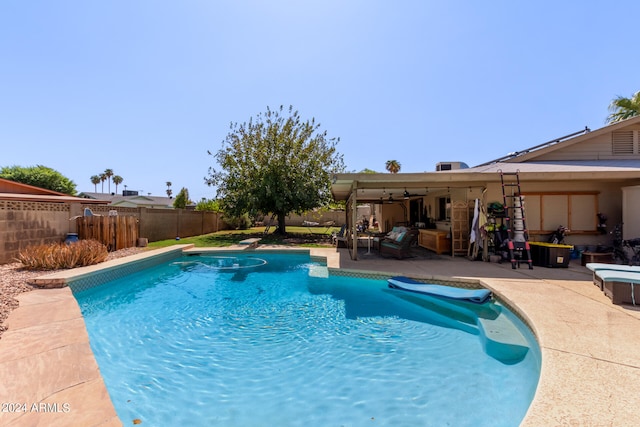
(239, 238, 262, 248)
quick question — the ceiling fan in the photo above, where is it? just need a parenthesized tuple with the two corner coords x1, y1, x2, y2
(403, 189, 426, 199)
(379, 193, 396, 203)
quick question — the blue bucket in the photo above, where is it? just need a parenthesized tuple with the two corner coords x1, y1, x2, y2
(64, 233, 79, 244)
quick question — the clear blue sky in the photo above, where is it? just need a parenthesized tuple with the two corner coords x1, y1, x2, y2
(2, 1, 639, 201)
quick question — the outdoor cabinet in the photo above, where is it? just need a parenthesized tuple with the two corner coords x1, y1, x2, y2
(418, 229, 451, 255)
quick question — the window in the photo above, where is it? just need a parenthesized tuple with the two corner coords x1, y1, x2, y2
(521, 192, 598, 232)
(438, 197, 451, 220)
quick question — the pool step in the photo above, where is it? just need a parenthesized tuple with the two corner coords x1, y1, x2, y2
(388, 289, 529, 363)
(478, 311, 530, 363)
(308, 265, 329, 278)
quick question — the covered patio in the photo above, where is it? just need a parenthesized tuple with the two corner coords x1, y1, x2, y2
(330, 162, 640, 261)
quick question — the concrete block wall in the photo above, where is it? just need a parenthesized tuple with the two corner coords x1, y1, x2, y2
(0, 201, 73, 264)
(0, 202, 225, 264)
(1, 200, 341, 264)
(138, 208, 222, 242)
(259, 210, 346, 227)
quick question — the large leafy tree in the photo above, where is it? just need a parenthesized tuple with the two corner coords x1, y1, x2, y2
(206, 105, 345, 234)
(1, 165, 77, 195)
(607, 91, 640, 123)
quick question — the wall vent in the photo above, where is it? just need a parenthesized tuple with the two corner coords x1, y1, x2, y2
(612, 130, 634, 155)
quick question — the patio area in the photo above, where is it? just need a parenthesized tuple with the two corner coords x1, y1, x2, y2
(1, 245, 639, 426)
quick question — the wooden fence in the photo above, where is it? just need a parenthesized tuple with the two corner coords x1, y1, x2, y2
(76, 215, 139, 251)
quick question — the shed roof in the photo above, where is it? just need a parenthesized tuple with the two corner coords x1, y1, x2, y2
(0, 178, 104, 204)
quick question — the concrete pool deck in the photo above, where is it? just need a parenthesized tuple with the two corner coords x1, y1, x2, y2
(1, 245, 639, 426)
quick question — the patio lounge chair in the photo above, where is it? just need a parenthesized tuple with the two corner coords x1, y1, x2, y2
(332, 224, 348, 247)
(594, 269, 640, 305)
(379, 227, 418, 259)
(586, 263, 640, 290)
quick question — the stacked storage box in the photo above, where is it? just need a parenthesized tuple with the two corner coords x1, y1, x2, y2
(529, 242, 573, 268)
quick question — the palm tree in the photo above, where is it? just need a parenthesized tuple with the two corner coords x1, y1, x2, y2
(112, 175, 123, 194)
(99, 173, 107, 193)
(385, 160, 401, 174)
(607, 91, 640, 124)
(166, 181, 173, 198)
(90, 175, 101, 192)
(104, 169, 114, 193)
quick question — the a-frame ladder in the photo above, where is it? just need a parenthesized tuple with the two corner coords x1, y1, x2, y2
(499, 170, 533, 269)
(264, 213, 277, 235)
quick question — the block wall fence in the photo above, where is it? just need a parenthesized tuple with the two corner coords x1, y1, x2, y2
(0, 202, 224, 264)
(0, 201, 346, 264)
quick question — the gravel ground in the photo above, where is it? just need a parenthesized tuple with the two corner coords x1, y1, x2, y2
(0, 247, 147, 339)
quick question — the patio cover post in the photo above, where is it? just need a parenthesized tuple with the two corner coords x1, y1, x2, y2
(350, 183, 358, 260)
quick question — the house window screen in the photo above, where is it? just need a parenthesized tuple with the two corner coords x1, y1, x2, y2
(522, 193, 598, 232)
(544, 195, 568, 230)
(570, 195, 597, 230)
(523, 195, 541, 230)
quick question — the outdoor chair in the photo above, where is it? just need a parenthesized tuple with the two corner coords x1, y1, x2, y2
(332, 224, 348, 247)
(379, 227, 418, 259)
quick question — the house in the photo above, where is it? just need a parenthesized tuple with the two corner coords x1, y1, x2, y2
(331, 116, 640, 260)
(79, 192, 175, 209)
(0, 178, 105, 205)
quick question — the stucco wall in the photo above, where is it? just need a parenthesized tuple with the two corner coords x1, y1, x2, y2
(623, 185, 640, 239)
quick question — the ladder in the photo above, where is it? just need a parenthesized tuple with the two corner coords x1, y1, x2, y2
(263, 213, 277, 235)
(499, 170, 533, 269)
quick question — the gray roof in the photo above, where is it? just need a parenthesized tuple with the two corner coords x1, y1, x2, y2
(458, 160, 640, 174)
(526, 159, 640, 168)
(79, 192, 174, 207)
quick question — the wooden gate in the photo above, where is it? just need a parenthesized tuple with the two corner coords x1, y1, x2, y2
(76, 216, 139, 251)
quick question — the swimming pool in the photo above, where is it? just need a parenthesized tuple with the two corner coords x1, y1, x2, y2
(74, 252, 540, 427)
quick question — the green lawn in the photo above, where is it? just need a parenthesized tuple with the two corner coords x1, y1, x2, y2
(147, 226, 341, 249)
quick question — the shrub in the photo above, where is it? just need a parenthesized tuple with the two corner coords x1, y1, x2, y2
(195, 198, 222, 212)
(224, 213, 252, 230)
(16, 240, 109, 270)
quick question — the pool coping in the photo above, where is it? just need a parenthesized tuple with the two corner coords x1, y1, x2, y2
(1, 245, 639, 426)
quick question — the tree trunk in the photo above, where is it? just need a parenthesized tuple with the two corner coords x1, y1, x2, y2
(276, 212, 287, 235)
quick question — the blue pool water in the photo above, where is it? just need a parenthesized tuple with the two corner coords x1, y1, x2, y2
(74, 253, 540, 427)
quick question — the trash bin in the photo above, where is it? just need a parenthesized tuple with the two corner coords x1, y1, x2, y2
(529, 242, 573, 268)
